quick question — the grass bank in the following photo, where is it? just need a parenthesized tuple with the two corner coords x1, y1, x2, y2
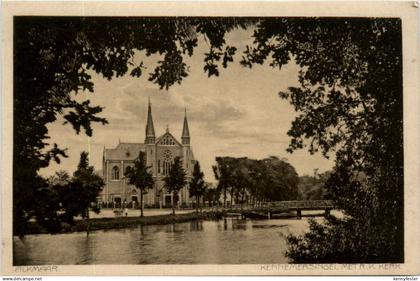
(25, 211, 224, 235)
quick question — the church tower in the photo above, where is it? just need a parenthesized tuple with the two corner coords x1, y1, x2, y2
(144, 98, 157, 205)
(182, 109, 192, 173)
(145, 97, 155, 144)
(182, 108, 190, 145)
(181, 108, 192, 203)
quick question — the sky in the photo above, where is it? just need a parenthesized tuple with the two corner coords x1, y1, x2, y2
(41, 27, 335, 182)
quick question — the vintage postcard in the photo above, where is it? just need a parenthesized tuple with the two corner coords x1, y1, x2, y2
(1, 0, 420, 276)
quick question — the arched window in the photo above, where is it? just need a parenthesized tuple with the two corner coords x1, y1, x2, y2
(112, 166, 120, 180)
(125, 166, 131, 175)
(163, 162, 172, 176)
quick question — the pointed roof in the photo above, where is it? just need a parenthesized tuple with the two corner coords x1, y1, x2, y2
(145, 97, 155, 138)
(182, 108, 190, 139)
(104, 143, 146, 160)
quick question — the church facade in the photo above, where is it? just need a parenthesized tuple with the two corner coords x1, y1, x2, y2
(100, 100, 196, 208)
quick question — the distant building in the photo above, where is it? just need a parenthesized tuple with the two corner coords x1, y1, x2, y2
(100, 99, 195, 208)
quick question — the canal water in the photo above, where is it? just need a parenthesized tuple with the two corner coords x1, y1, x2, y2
(13, 217, 313, 265)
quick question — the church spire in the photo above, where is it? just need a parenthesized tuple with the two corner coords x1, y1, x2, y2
(182, 108, 190, 145)
(145, 97, 155, 144)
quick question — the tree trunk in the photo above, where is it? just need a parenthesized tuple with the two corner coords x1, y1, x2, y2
(231, 190, 235, 208)
(140, 189, 144, 217)
(86, 208, 90, 235)
(223, 190, 226, 208)
(196, 195, 199, 212)
(172, 192, 176, 215)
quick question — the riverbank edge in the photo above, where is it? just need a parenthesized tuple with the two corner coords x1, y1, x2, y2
(23, 211, 225, 235)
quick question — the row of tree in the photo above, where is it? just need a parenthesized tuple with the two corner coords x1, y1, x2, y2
(125, 153, 300, 216)
(34, 152, 104, 233)
(124, 151, 207, 216)
(29, 150, 212, 233)
(126, 151, 223, 215)
(212, 156, 300, 207)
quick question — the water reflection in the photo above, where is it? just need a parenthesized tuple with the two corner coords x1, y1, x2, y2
(78, 234, 94, 264)
(217, 218, 228, 231)
(232, 219, 247, 230)
(189, 220, 203, 231)
(13, 217, 311, 265)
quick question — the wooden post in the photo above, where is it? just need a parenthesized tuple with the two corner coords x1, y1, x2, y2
(86, 208, 90, 236)
(296, 209, 302, 220)
(325, 208, 331, 217)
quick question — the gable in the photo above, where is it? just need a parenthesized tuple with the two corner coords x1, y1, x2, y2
(156, 132, 181, 146)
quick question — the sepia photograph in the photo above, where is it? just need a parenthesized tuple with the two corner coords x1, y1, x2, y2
(2, 1, 420, 276)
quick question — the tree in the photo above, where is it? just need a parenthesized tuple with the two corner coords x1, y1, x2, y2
(258, 156, 299, 202)
(189, 161, 206, 212)
(124, 151, 155, 217)
(31, 170, 73, 233)
(47, 170, 71, 187)
(212, 157, 234, 208)
(163, 157, 187, 215)
(240, 18, 403, 262)
(22, 153, 103, 234)
(298, 170, 331, 200)
(64, 152, 104, 223)
(200, 183, 209, 211)
(203, 187, 220, 208)
(31, 176, 62, 234)
(230, 163, 246, 207)
(213, 156, 299, 207)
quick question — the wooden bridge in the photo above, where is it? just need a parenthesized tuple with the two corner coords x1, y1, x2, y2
(234, 200, 334, 220)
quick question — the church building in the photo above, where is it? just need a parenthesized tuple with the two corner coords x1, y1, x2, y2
(100, 99, 196, 208)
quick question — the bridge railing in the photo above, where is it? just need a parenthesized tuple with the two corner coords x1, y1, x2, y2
(221, 200, 334, 212)
(268, 200, 334, 209)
